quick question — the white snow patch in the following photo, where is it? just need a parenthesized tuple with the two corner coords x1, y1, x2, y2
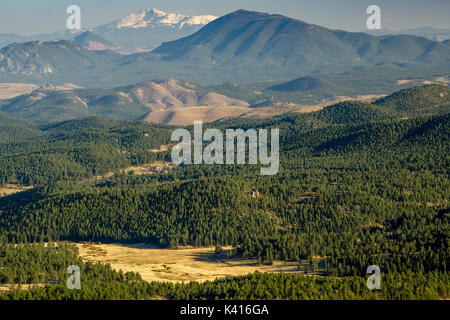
(107, 8, 217, 30)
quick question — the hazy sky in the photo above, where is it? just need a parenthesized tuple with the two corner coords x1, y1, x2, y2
(1, 0, 449, 35)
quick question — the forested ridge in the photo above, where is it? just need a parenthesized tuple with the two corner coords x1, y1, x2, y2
(0, 85, 448, 299)
(374, 84, 450, 115)
(0, 117, 173, 185)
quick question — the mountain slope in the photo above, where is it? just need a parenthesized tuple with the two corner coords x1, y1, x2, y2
(153, 10, 362, 75)
(0, 111, 43, 142)
(313, 112, 450, 154)
(0, 110, 35, 128)
(268, 76, 341, 92)
(127, 79, 248, 109)
(314, 101, 393, 124)
(153, 10, 450, 80)
(374, 84, 450, 115)
(0, 40, 120, 76)
(0, 30, 83, 51)
(73, 31, 118, 51)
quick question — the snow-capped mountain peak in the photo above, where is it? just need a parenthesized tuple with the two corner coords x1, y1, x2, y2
(106, 8, 217, 30)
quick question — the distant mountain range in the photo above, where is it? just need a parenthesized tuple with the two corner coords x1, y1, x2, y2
(0, 10, 449, 87)
(0, 30, 83, 52)
(1, 8, 448, 54)
(0, 8, 216, 53)
(364, 26, 450, 42)
(0, 40, 121, 78)
(93, 8, 217, 51)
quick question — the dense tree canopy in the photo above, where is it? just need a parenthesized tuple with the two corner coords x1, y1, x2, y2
(0, 86, 448, 300)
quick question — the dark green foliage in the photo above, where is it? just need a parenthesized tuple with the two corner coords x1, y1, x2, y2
(268, 76, 340, 92)
(171, 271, 449, 300)
(374, 84, 450, 115)
(1, 79, 448, 126)
(0, 179, 274, 247)
(0, 84, 448, 300)
(0, 243, 168, 300)
(0, 117, 173, 185)
(0, 244, 447, 300)
(0, 113, 448, 278)
(0, 112, 43, 143)
(314, 101, 393, 124)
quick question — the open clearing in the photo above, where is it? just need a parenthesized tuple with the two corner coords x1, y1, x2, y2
(142, 94, 388, 126)
(0, 184, 33, 197)
(0, 83, 82, 99)
(0, 83, 39, 99)
(0, 284, 46, 292)
(396, 77, 450, 86)
(142, 105, 251, 125)
(76, 243, 311, 283)
(91, 161, 174, 181)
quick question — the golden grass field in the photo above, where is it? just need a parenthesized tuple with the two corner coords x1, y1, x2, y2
(141, 95, 388, 126)
(0, 284, 46, 292)
(76, 243, 313, 283)
(396, 76, 450, 86)
(0, 83, 39, 99)
(142, 105, 251, 125)
(0, 184, 33, 197)
(91, 161, 174, 182)
(0, 83, 82, 99)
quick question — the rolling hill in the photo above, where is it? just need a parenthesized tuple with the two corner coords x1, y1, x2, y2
(0, 111, 43, 142)
(267, 76, 342, 93)
(1, 82, 448, 125)
(267, 76, 335, 92)
(73, 31, 119, 51)
(374, 84, 450, 115)
(0, 79, 249, 124)
(314, 101, 393, 124)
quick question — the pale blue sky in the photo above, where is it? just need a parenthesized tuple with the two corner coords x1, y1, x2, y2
(0, 0, 449, 35)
